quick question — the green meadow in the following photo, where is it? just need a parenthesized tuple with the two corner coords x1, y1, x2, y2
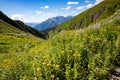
(0, 11, 120, 80)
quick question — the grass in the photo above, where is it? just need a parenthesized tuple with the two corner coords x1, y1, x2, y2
(0, 20, 44, 54)
(0, 14, 120, 79)
(0, 11, 46, 39)
(0, 1, 120, 79)
(57, 0, 120, 30)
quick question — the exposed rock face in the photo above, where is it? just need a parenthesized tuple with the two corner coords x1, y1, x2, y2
(92, 7, 106, 21)
(76, 7, 106, 29)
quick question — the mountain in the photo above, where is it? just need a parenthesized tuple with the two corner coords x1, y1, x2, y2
(0, 11, 46, 39)
(57, 0, 120, 30)
(35, 16, 73, 31)
(25, 23, 39, 27)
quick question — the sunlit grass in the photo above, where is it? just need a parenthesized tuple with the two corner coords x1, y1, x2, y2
(0, 10, 120, 80)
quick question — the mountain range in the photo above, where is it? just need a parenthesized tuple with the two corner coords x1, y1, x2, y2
(25, 23, 39, 27)
(35, 16, 73, 31)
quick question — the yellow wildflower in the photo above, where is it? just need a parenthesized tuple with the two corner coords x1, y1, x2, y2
(77, 54, 81, 57)
(73, 53, 75, 56)
(90, 35, 94, 39)
(80, 45, 82, 48)
(100, 27, 106, 33)
(73, 53, 81, 57)
(96, 38, 100, 41)
(37, 67, 41, 72)
(55, 65, 59, 68)
(52, 64, 55, 67)
(2, 59, 12, 68)
(61, 50, 64, 54)
(47, 63, 51, 66)
(88, 64, 91, 69)
(46, 55, 50, 60)
(69, 50, 72, 52)
(84, 33, 87, 38)
(51, 74, 55, 79)
(91, 40, 93, 43)
(42, 62, 46, 65)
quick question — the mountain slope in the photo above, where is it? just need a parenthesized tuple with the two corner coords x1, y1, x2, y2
(0, 0, 120, 80)
(0, 20, 23, 34)
(35, 16, 72, 31)
(57, 0, 120, 30)
(0, 19, 44, 54)
(1, 10, 120, 79)
(0, 11, 46, 39)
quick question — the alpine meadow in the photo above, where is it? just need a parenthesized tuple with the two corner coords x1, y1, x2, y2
(0, 0, 120, 80)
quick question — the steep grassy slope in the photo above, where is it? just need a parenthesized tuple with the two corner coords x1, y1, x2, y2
(0, 20, 24, 34)
(0, 11, 46, 39)
(0, 12, 45, 54)
(57, 0, 120, 30)
(0, 19, 44, 54)
(0, 0, 120, 79)
(0, 10, 120, 79)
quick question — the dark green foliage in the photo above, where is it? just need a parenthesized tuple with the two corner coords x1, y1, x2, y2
(15, 20, 46, 39)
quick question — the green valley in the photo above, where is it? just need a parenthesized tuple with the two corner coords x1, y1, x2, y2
(0, 0, 120, 80)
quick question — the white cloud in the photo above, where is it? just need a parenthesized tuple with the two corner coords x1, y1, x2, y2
(95, 0, 104, 5)
(11, 13, 52, 23)
(44, 6, 49, 9)
(35, 10, 42, 14)
(41, 5, 49, 9)
(85, 0, 90, 3)
(11, 14, 25, 21)
(31, 16, 34, 19)
(43, 12, 57, 17)
(11, 14, 30, 22)
(86, 4, 94, 8)
(62, 6, 71, 10)
(46, 13, 53, 16)
(67, 1, 79, 5)
(71, 11, 78, 16)
(72, 11, 77, 13)
(76, 3, 94, 11)
(76, 6, 84, 10)
(75, 0, 104, 14)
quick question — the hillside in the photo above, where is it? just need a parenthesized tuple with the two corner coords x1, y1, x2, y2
(0, 16, 44, 54)
(0, 11, 46, 39)
(0, 20, 24, 34)
(35, 16, 72, 31)
(0, 10, 120, 79)
(57, 0, 120, 30)
(0, 0, 120, 80)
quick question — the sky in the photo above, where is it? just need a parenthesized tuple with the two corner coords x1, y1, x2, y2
(0, 0, 104, 23)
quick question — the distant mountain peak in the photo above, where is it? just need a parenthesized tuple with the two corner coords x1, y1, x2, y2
(25, 23, 39, 27)
(35, 16, 73, 31)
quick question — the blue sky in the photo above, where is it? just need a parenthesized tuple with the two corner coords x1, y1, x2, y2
(0, 0, 103, 23)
